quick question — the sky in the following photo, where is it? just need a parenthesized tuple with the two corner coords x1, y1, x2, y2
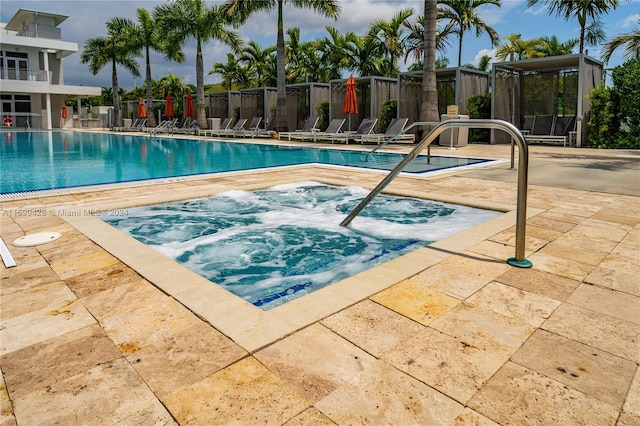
(1, 0, 638, 90)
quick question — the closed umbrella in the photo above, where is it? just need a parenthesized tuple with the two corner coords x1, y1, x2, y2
(61, 104, 67, 119)
(165, 94, 174, 118)
(342, 75, 358, 131)
(138, 99, 146, 119)
(185, 93, 194, 118)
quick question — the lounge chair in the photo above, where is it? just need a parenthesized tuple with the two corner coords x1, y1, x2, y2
(147, 118, 178, 135)
(279, 116, 319, 141)
(330, 118, 378, 144)
(198, 117, 233, 137)
(174, 119, 199, 134)
(113, 118, 138, 132)
(256, 119, 276, 138)
(237, 117, 263, 137)
(524, 115, 574, 146)
(351, 117, 414, 144)
(305, 119, 346, 142)
(217, 118, 247, 137)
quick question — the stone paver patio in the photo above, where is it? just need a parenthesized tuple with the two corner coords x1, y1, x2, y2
(1, 138, 638, 425)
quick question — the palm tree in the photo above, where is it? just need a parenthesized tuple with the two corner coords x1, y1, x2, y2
(130, 8, 185, 127)
(81, 17, 141, 128)
(421, 0, 440, 129)
(601, 17, 640, 63)
(538, 35, 579, 56)
(344, 33, 386, 77)
(222, 0, 341, 132)
(365, 8, 415, 77)
(209, 53, 250, 90)
(495, 34, 544, 61)
(527, 0, 621, 54)
(240, 40, 275, 87)
(154, 0, 242, 129)
(403, 15, 454, 65)
(316, 26, 353, 81)
(439, 0, 501, 67)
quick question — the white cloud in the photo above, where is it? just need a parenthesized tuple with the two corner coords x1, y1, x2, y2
(472, 48, 497, 67)
(523, 4, 548, 16)
(620, 13, 639, 28)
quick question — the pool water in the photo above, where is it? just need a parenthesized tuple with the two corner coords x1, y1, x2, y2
(0, 131, 494, 194)
(101, 182, 500, 310)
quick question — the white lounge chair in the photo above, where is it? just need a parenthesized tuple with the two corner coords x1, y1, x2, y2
(279, 116, 319, 141)
(198, 117, 233, 137)
(352, 118, 414, 144)
(217, 118, 247, 137)
(330, 118, 378, 144)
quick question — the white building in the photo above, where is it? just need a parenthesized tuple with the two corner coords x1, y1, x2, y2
(0, 9, 101, 129)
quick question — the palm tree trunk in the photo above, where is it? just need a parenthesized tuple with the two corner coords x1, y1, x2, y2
(112, 59, 121, 128)
(420, 0, 439, 135)
(274, 0, 288, 132)
(145, 45, 156, 127)
(458, 33, 463, 67)
(196, 39, 207, 129)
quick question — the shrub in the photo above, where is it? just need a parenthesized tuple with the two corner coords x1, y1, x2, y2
(380, 99, 397, 133)
(587, 85, 614, 148)
(316, 100, 329, 131)
(466, 93, 491, 142)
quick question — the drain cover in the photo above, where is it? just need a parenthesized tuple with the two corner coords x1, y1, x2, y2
(13, 232, 62, 247)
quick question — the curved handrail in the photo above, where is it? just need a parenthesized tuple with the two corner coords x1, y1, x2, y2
(341, 118, 532, 268)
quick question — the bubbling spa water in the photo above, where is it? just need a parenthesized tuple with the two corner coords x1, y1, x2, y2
(102, 182, 500, 310)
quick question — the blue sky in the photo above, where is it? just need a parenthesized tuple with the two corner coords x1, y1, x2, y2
(1, 0, 638, 89)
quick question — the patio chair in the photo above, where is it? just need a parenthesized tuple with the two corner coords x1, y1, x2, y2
(147, 118, 178, 135)
(114, 118, 138, 132)
(305, 119, 346, 142)
(256, 119, 276, 138)
(217, 118, 247, 137)
(524, 115, 573, 146)
(279, 116, 319, 141)
(174, 119, 199, 134)
(198, 117, 233, 137)
(330, 118, 378, 144)
(237, 117, 263, 137)
(352, 118, 414, 145)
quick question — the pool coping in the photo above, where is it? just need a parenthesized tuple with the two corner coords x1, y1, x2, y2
(61, 173, 543, 353)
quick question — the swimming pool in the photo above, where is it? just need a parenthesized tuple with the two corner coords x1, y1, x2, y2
(102, 182, 501, 310)
(0, 130, 495, 195)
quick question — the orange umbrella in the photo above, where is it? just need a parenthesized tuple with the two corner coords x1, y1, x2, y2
(185, 93, 194, 118)
(343, 75, 358, 131)
(165, 94, 174, 118)
(61, 104, 67, 119)
(138, 99, 147, 118)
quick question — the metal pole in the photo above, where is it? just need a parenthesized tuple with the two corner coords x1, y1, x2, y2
(341, 118, 531, 268)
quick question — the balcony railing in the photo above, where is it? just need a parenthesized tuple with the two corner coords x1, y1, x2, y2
(0, 70, 50, 82)
(17, 24, 61, 40)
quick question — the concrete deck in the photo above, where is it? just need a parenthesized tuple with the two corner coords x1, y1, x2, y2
(1, 139, 638, 425)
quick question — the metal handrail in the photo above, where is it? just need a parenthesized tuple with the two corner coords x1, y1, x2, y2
(341, 118, 532, 268)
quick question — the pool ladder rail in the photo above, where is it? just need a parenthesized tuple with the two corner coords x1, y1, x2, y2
(340, 118, 532, 268)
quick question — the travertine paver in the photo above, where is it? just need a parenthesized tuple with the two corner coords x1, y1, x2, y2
(565, 283, 640, 324)
(511, 329, 636, 407)
(453, 408, 500, 425)
(383, 326, 508, 404)
(0, 280, 71, 319)
(464, 281, 559, 328)
(11, 358, 176, 425)
(124, 321, 247, 398)
(622, 369, 640, 421)
(0, 266, 61, 296)
(254, 323, 378, 404)
(527, 251, 595, 281)
(162, 357, 308, 424)
(585, 253, 640, 296)
(369, 279, 461, 326)
(493, 267, 580, 301)
(49, 249, 120, 279)
(64, 262, 144, 299)
(315, 358, 464, 424)
(542, 303, 640, 363)
(1, 324, 121, 400)
(469, 362, 620, 425)
(320, 299, 425, 358)
(283, 407, 335, 425)
(429, 302, 536, 358)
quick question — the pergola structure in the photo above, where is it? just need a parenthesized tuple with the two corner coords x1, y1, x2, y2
(492, 54, 603, 146)
(285, 83, 329, 131)
(206, 91, 240, 122)
(398, 67, 490, 131)
(329, 76, 397, 132)
(240, 87, 277, 124)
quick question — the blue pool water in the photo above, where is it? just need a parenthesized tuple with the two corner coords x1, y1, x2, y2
(102, 182, 500, 310)
(0, 131, 493, 194)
